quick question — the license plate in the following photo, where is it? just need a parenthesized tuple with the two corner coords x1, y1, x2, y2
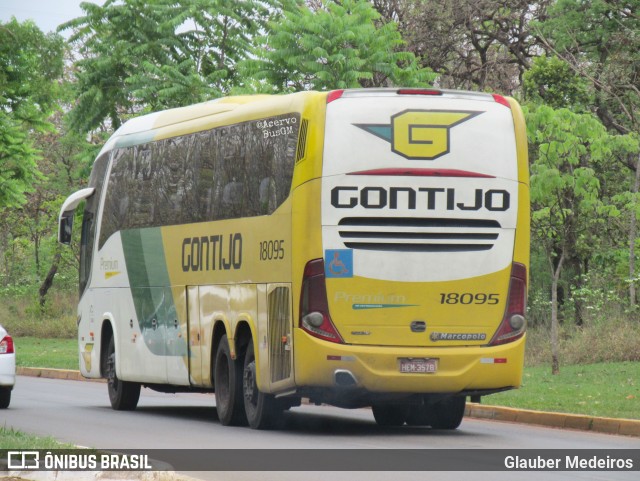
(399, 358, 438, 374)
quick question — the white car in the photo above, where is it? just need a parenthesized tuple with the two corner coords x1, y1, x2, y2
(0, 324, 15, 408)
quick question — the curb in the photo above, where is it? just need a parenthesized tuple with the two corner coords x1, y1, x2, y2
(17, 367, 640, 437)
(465, 403, 640, 437)
(17, 367, 104, 383)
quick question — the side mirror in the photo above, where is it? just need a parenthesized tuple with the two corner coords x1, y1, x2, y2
(57, 188, 96, 245)
(59, 211, 74, 245)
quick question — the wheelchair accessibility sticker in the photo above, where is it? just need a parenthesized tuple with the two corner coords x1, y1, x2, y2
(325, 249, 353, 278)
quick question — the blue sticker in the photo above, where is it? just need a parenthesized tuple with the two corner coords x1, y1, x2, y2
(325, 249, 353, 278)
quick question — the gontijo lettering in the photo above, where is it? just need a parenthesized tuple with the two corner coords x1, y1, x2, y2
(181, 233, 242, 272)
(331, 186, 510, 211)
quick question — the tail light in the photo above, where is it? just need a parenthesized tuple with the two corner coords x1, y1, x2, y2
(489, 263, 527, 345)
(492, 94, 511, 108)
(299, 259, 343, 343)
(0, 335, 14, 354)
(326, 90, 344, 104)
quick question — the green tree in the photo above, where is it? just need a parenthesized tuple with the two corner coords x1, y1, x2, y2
(537, 0, 640, 307)
(61, 0, 277, 133)
(0, 19, 64, 208)
(527, 105, 636, 373)
(244, 0, 434, 92)
(523, 55, 591, 111)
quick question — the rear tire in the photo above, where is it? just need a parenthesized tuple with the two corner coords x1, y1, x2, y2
(372, 404, 408, 426)
(0, 386, 11, 409)
(405, 399, 433, 426)
(213, 335, 246, 426)
(430, 395, 466, 430)
(106, 336, 141, 411)
(243, 340, 281, 429)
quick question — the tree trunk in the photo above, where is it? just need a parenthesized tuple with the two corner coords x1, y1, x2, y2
(569, 257, 584, 327)
(34, 234, 40, 276)
(550, 251, 565, 375)
(39, 250, 61, 308)
(630, 153, 640, 308)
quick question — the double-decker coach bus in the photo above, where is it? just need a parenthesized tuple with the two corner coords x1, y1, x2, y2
(58, 89, 529, 430)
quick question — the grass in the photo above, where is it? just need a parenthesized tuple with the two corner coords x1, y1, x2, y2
(0, 427, 75, 449)
(488, 362, 640, 420)
(15, 337, 78, 370)
(0, 289, 77, 339)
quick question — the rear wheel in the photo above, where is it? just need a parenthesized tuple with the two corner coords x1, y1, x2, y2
(429, 395, 466, 430)
(405, 400, 433, 426)
(0, 386, 11, 409)
(372, 404, 408, 427)
(243, 340, 281, 429)
(106, 336, 140, 411)
(213, 335, 246, 426)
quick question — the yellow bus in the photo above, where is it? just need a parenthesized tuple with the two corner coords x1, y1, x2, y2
(58, 88, 529, 430)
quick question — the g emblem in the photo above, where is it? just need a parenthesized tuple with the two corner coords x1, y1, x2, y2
(356, 110, 481, 161)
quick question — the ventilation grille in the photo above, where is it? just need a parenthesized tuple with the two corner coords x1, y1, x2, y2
(338, 217, 500, 252)
(268, 286, 291, 383)
(295, 119, 309, 163)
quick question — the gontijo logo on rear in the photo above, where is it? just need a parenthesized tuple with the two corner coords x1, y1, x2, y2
(355, 110, 481, 160)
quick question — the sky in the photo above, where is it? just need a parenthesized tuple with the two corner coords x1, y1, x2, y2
(0, 0, 94, 35)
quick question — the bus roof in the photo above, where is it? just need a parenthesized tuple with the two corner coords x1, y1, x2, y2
(98, 91, 320, 156)
(97, 89, 514, 158)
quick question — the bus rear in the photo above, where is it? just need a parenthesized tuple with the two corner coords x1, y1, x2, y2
(294, 89, 529, 426)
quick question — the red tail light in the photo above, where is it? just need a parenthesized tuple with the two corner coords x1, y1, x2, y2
(489, 263, 527, 345)
(0, 335, 14, 354)
(326, 90, 345, 104)
(299, 259, 343, 343)
(492, 94, 511, 108)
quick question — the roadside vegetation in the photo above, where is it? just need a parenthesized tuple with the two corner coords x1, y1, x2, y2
(12, 337, 78, 370)
(0, 427, 75, 449)
(491, 362, 639, 420)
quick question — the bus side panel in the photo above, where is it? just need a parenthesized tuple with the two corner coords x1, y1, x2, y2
(78, 289, 103, 379)
(186, 286, 203, 386)
(290, 176, 324, 392)
(167, 285, 189, 385)
(194, 284, 232, 388)
(230, 284, 263, 388)
(511, 96, 531, 272)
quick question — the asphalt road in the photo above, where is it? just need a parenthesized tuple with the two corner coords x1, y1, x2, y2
(2, 375, 639, 481)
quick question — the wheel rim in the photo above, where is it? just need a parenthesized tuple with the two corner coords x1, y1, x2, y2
(243, 359, 258, 407)
(216, 354, 230, 407)
(107, 352, 118, 392)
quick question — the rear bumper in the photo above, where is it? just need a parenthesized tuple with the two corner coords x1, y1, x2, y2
(293, 329, 525, 394)
(0, 353, 16, 387)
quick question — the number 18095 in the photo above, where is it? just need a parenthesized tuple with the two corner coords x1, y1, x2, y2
(439, 293, 499, 305)
(259, 240, 285, 261)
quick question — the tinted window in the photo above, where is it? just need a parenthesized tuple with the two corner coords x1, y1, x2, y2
(99, 113, 300, 248)
(79, 152, 110, 294)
